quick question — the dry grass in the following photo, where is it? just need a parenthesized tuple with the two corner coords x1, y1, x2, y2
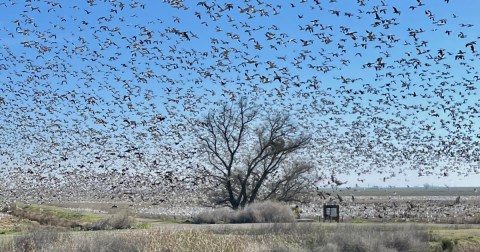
(0, 228, 253, 252)
(211, 223, 431, 252)
(0, 223, 439, 252)
(4, 226, 70, 252)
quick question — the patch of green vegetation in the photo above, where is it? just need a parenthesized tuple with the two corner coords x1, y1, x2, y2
(465, 236, 480, 242)
(441, 239, 455, 251)
(348, 219, 367, 224)
(14, 203, 101, 223)
(428, 228, 480, 251)
(0, 214, 34, 235)
(0, 229, 17, 235)
(151, 219, 190, 225)
(134, 223, 151, 229)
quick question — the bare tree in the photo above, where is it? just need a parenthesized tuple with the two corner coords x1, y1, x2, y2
(198, 98, 313, 209)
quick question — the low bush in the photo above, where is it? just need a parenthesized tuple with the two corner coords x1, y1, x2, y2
(193, 208, 233, 224)
(241, 201, 295, 223)
(193, 201, 294, 224)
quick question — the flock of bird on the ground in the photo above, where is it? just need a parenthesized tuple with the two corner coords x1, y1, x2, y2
(310, 194, 480, 222)
(1, 0, 480, 205)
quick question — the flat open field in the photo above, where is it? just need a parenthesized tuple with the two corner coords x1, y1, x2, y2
(1, 187, 480, 251)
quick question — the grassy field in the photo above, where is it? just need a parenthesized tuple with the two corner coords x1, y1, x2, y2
(1, 221, 480, 251)
(1, 188, 480, 251)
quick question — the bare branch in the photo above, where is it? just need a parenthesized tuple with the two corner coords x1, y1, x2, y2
(197, 98, 313, 209)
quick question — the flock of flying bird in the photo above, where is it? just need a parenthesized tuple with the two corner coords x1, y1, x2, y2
(1, 0, 480, 205)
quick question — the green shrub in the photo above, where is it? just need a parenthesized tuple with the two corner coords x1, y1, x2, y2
(441, 239, 454, 252)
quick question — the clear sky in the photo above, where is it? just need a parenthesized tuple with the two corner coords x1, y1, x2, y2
(1, 0, 480, 189)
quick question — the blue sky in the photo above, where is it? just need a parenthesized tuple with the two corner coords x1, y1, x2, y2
(1, 0, 480, 188)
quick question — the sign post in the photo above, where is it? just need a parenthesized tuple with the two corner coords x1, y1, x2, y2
(323, 204, 340, 223)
